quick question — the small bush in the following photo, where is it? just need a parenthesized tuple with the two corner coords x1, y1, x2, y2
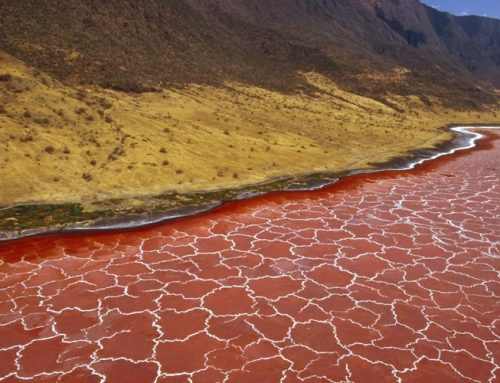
(44, 145, 55, 154)
(82, 172, 92, 182)
(159, 147, 167, 153)
(113, 146, 125, 156)
(0, 74, 12, 82)
(76, 90, 86, 100)
(19, 135, 34, 143)
(23, 110, 32, 118)
(34, 117, 49, 125)
(104, 115, 113, 123)
(98, 98, 112, 109)
(175, 169, 183, 174)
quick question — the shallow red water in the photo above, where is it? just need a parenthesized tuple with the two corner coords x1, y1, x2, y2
(0, 130, 499, 383)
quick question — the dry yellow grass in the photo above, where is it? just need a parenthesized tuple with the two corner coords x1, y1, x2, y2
(0, 52, 498, 207)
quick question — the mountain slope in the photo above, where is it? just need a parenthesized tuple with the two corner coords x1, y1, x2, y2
(0, 0, 499, 105)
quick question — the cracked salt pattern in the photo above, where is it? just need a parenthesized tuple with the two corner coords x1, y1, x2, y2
(0, 128, 499, 383)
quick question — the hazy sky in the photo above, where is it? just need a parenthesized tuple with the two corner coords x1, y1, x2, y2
(422, 0, 500, 19)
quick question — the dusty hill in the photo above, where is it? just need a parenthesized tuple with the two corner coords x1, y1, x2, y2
(0, 0, 498, 232)
(0, 0, 499, 103)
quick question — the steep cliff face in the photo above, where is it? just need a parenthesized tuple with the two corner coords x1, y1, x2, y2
(190, 0, 500, 85)
(367, 0, 500, 84)
(424, 6, 500, 84)
(0, 0, 498, 104)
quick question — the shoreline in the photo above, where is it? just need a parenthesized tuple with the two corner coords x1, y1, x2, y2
(1, 124, 499, 243)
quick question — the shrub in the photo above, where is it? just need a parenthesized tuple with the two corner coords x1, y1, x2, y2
(44, 145, 55, 154)
(76, 90, 86, 100)
(23, 110, 32, 118)
(0, 74, 12, 82)
(35, 117, 49, 125)
(82, 173, 92, 182)
(19, 135, 34, 143)
(98, 98, 112, 109)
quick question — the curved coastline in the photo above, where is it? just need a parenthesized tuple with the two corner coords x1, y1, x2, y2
(1, 125, 498, 243)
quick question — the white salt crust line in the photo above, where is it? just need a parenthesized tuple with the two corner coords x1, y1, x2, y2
(70, 125, 500, 230)
(2, 125, 499, 238)
(395, 126, 499, 170)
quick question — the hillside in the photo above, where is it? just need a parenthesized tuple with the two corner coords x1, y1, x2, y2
(0, 0, 498, 232)
(1, 0, 499, 102)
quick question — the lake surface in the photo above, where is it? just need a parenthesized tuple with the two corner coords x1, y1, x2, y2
(0, 128, 498, 382)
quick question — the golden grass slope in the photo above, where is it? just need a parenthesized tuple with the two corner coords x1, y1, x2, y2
(0, 52, 498, 207)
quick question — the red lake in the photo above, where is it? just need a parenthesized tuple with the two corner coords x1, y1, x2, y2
(0, 128, 499, 383)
